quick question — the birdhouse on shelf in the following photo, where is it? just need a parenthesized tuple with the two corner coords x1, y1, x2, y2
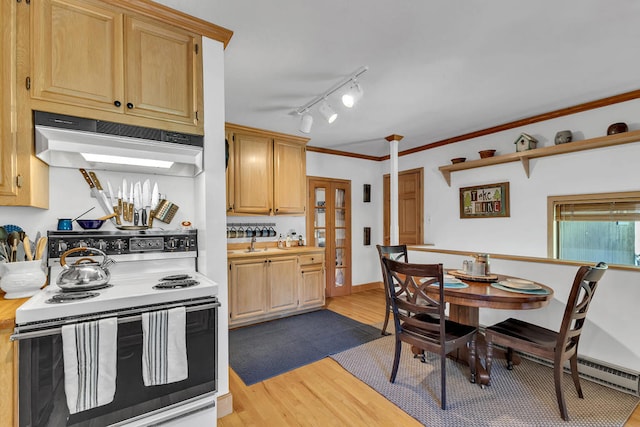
(514, 133, 538, 152)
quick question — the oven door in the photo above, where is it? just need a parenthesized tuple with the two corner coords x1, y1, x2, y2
(14, 298, 218, 427)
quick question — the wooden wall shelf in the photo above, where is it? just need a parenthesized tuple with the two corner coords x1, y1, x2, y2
(438, 129, 640, 186)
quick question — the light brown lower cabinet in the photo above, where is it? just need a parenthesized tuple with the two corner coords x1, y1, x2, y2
(0, 326, 14, 427)
(228, 251, 325, 328)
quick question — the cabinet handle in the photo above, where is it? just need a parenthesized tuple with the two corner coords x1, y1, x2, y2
(16, 174, 23, 188)
(126, 102, 134, 109)
(114, 100, 121, 107)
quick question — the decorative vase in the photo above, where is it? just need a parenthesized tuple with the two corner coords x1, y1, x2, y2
(0, 260, 47, 299)
(554, 130, 572, 145)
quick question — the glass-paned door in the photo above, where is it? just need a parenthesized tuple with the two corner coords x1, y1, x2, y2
(307, 177, 351, 297)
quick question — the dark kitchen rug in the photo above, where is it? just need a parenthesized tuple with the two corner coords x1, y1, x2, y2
(229, 310, 382, 385)
(332, 335, 640, 427)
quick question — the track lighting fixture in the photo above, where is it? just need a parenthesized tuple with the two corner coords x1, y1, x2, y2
(299, 111, 313, 133)
(341, 82, 363, 108)
(293, 66, 368, 133)
(319, 100, 337, 123)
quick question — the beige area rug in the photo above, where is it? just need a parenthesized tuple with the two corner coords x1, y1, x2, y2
(331, 336, 639, 427)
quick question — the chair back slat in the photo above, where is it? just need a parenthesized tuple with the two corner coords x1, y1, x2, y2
(557, 262, 607, 354)
(382, 258, 446, 343)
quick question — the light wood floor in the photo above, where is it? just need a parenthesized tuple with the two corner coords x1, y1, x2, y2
(219, 289, 640, 427)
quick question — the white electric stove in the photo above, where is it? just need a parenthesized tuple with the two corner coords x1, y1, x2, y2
(13, 229, 219, 427)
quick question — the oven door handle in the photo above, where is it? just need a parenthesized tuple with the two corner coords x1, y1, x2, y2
(11, 300, 220, 341)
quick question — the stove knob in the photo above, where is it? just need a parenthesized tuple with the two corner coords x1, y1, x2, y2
(167, 238, 177, 250)
(183, 238, 191, 250)
(95, 239, 108, 251)
(57, 241, 68, 254)
(76, 240, 87, 249)
(114, 239, 126, 253)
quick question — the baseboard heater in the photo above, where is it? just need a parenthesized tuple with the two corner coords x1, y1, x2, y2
(506, 349, 639, 397)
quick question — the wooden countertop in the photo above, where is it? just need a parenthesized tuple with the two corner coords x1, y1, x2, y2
(0, 291, 29, 329)
(227, 245, 324, 259)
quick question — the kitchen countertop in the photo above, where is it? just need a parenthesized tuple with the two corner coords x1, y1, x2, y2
(0, 292, 29, 329)
(227, 246, 324, 259)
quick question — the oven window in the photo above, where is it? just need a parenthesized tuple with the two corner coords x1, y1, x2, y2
(18, 308, 217, 427)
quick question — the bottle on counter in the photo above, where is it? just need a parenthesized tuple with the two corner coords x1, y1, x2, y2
(277, 234, 284, 248)
(285, 234, 291, 248)
(298, 235, 304, 246)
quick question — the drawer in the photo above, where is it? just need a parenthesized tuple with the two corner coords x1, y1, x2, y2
(299, 254, 323, 266)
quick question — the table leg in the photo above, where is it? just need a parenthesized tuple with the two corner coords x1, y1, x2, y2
(448, 304, 521, 386)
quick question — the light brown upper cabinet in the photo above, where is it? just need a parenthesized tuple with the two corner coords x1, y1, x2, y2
(0, 0, 48, 208)
(226, 123, 308, 216)
(30, 0, 204, 134)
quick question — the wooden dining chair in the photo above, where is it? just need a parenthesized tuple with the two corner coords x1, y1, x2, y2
(484, 262, 608, 421)
(376, 244, 408, 335)
(381, 258, 477, 409)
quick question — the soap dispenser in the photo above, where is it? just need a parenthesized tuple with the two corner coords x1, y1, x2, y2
(277, 234, 284, 249)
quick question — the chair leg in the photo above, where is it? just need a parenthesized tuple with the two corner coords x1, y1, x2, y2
(390, 337, 402, 383)
(381, 306, 391, 336)
(440, 351, 447, 410)
(468, 337, 477, 385)
(569, 354, 584, 398)
(506, 347, 514, 370)
(554, 361, 569, 421)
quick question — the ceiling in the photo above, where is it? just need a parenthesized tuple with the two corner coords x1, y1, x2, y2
(158, 0, 640, 158)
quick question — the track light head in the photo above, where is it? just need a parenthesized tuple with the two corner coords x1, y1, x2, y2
(299, 112, 313, 133)
(341, 82, 363, 108)
(319, 100, 337, 123)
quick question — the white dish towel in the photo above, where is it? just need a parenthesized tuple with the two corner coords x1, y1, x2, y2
(142, 307, 188, 386)
(61, 318, 118, 414)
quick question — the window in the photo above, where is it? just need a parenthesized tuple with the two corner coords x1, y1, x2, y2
(548, 191, 640, 267)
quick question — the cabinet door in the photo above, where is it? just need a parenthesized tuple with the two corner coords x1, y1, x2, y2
(307, 177, 351, 297)
(273, 139, 306, 214)
(300, 264, 325, 308)
(225, 131, 234, 213)
(0, 0, 48, 207)
(232, 132, 273, 215)
(267, 256, 298, 313)
(125, 16, 202, 128)
(31, 0, 125, 111)
(229, 259, 268, 321)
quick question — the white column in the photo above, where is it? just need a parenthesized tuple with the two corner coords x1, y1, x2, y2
(385, 134, 403, 245)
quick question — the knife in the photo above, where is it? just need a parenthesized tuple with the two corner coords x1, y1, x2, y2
(142, 179, 151, 226)
(79, 169, 113, 218)
(107, 180, 121, 225)
(89, 171, 115, 219)
(117, 186, 123, 223)
(122, 179, 129, 222)
(149, 182, 159, 228)
(133, 181, 142, 225)
(129, 182, 134, 223)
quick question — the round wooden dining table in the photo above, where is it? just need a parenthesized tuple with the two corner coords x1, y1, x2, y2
(422, 270, 555, 386)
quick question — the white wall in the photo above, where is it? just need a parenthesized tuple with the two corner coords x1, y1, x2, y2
(362, 99, 640, 372)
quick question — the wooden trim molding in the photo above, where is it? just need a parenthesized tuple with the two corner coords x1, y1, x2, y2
(408, 246, 640, 272)
(310, 89, 640, 162)
(385, 134, 404, 142)
(306, 145, 381, 161)
(352, 282, 383, 292)
(101, 0, 234, 47)
(226, 122, 309, 144)
(217, 392, 233, 418)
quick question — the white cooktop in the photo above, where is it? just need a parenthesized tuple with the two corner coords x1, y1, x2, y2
(15, 269, 218, 325)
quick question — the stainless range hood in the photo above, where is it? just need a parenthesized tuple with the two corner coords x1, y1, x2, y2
(34, 111, 204, 176)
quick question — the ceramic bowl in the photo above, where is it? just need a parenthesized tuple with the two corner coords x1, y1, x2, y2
(478, 149, 496, 159)
(0, 260, 47, 299)
(607, 122, 628, 135)
(451, 157, 466, 164)
(76, 219, 105, 230)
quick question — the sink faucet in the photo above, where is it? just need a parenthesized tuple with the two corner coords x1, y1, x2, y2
(250, 236, 257, 252)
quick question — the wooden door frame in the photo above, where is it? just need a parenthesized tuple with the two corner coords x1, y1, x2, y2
(383, 167, 424, 245)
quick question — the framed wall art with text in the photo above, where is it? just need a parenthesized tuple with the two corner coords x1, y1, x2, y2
(459, 181, 510, 218)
